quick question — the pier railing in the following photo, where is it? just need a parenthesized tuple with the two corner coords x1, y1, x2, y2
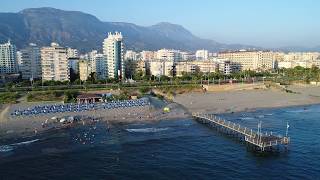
(192, 112, 290, 151)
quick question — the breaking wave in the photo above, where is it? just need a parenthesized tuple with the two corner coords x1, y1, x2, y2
(126, 127, 170, 133)
(240, 117, 254, 120)
(0, 145, 14, 152)
(0, 139, 39, 153)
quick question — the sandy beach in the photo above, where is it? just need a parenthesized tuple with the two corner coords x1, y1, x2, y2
(1, 84, 320, 139)
(0, 97, 189, 139)
(174, 85, 320, 114)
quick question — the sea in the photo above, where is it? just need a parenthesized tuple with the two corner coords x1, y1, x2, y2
(0, 104, 320, 180)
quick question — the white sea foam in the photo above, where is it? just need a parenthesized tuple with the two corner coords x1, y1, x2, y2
(286, 110, 310, 113)
(0, 145, 14, 152)
(265, 113, 273, 116)
(0, 139, 40, 153)
(240, 117, 254, 120)
(11, 139, 40, 146)
(126, 127, 170, 133)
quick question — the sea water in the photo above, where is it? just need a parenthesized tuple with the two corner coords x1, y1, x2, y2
(0, 104, 320, 180)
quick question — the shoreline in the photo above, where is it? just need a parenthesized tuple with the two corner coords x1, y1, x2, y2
(0, 98, 190, 141)
(1, 85, 320, 140)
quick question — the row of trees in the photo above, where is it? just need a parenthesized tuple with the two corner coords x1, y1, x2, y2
(4, 66, 320, 90)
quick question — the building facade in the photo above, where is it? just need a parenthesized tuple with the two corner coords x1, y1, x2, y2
(148, 60, 174, 77)
(79, 60, 91, 81)
(95, 54, 107, 80)
(68, 58, 80, 74)
(196, 49, 209, 61)
(218, 50, 275, 71)
(20, 43, 42, 80)
(175, 61, 218, 76)
(125, 50, 139, 61)
(67, 48, 78, 58)
(41, 43, 69, 81)
(140, 51, 155, 61)
(156, 49, 182, 62)
(0, 40, 17, 74)
(103, 32, 124, 79)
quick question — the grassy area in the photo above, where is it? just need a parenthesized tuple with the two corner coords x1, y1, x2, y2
(0, 92, 20, 104)
(27, 90, 81, 103)
(27, 91, 65, 102)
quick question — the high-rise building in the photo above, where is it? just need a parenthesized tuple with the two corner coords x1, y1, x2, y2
(79, 60, 91, 81)
(41, 43, 69, 81)
(95, 53, 107, 80)
(67, 48, 78, 58)
(68, 58, 80, 74)
(20, 43, 42, 80)
(88, 50, 98, 73)
(196, 49, 209, 61)
(103, 32, 124, 79)
(16, 51, 22, 72)
(0, 40, 17, 74)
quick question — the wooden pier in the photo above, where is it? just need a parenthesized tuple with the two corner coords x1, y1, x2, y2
(192, 113, 290, 152)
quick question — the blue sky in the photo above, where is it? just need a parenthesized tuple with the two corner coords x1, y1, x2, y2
(2, 0, 320, 48)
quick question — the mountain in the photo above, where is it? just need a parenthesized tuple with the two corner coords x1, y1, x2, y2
(0, 7, 256, 52)
(274, 46, 320, 52)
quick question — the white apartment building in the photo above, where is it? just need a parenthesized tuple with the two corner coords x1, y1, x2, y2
(275, 52, 320, 69)
(41, 43, 69, 81)
(284, 52, 320, 61)
(125, 50, 139, 61)
(218, 50, 274, 71)
(16, 51, 22, 72)
(19, 43, 42, 80)
(140, 51, 155, 61)
(196, 49, 209, 61)
(156, 49, 182, 62)
(218, 60, 241, 75)
(175, 61, 218, 76)
(67, 48, 78, 58)
(79, 60, 91, 81)
(181, 51, 194, 61)
(0, 40, 17, 74)
(87, 50, 98, 73)
(103, 32, 124, 79)
(148, 60, 174, 77)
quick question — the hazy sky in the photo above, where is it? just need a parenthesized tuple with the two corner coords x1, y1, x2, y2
(2, 0, 320, 48)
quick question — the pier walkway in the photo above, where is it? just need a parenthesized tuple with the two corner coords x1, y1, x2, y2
(192, 113, 290, 152)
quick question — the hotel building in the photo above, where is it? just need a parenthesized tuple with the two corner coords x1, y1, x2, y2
(103, 32, 124, 79)
(19, 43, 42, 80)
(218, 50, 275, 71)
(0, 40, 17, 74)
(41, 43, 69, 81)
(175, 61, 218, 76)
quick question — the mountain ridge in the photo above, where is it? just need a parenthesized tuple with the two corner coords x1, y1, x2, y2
(0, 7, 258, 52)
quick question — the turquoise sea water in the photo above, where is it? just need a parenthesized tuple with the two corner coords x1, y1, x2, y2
(0, 104, 320, 180)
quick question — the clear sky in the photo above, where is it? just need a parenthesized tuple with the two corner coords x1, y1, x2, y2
(1, 0, 320, 48)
